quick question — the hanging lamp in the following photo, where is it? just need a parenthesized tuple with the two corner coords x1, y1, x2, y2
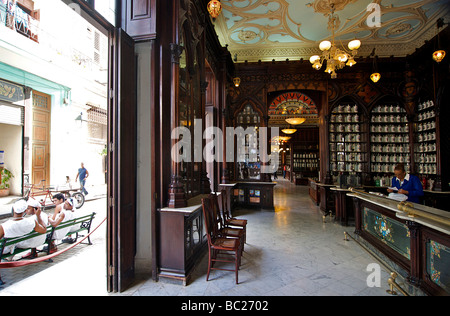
(370, 55, 381, 83)
(207, 0, 222, 20)
(432, 18, 448, 63)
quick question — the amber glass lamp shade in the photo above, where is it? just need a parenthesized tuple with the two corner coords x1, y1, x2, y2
(207, 0, 222, 19)
(432, 50, 446, 63)
(282, 128, 297, 135)
(233, 77, 241, 87)
(285, 118, 306, 125)
(370, 72, 381, 83)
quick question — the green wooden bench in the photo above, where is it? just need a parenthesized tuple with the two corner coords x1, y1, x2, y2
(0, 212, 96, 285)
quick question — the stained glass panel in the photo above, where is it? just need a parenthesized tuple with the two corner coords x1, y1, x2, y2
(426, 240, 450, 294)
(362, 207, 411, 259)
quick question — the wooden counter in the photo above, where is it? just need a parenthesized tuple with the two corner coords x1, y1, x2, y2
(348, 190, 450, 296)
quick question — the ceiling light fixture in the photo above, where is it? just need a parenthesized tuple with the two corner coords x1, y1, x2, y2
(309, 3, 360, 79)
(207, 0, 222, 21)
(282, 126, 298, 135)
(285, 118, 306, 125)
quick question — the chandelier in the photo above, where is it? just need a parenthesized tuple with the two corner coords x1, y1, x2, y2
(309, 3, 361, 79)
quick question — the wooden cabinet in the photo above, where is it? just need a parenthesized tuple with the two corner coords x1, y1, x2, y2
(158, 202, 207, 285)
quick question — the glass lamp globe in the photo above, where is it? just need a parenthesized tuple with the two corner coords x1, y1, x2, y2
(348, 40, 361, 51)
(319, 41, 332, 51)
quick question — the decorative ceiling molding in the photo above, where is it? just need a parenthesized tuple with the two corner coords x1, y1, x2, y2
(214, 0, 450, 62)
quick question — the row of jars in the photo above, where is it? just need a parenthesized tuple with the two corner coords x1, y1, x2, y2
(371, 163, 410, 173)
(329, 124, 361, 133)
(417, 111, 436, 121)
(331, 162, 364, 172)
(417, 100, 434, 111)
(331, 152, 364, 162)
(330, 133, 362, 142)
(417, 132, 436, 142)
(371, 114, 408, 123)
(417, 143, 437, 152)
(330, 114, 360, 123)
(334, 104, 359, 113)
(417, 164, 437, 175)
(330, 143, 363, 152)
(371, 154, 410, 163)
(371, 144, 410, 153)
(372, 104, 404, 113)
(370, 134, 409, 143)
(370, 124, 408, 133)
(415, 154, 437, 163)
(293, 162, 319, 169)
(417, 121, 436, 131)
(293, 153, 318, 159)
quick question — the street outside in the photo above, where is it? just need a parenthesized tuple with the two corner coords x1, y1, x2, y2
(0, 187, 108, 296)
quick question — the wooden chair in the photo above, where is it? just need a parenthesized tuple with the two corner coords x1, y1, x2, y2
(210, 193, 245, 251)
(220, 189, 247, 244)
(201, 197, 242, 284)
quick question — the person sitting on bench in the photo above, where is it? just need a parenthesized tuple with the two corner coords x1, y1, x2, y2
(0, 199, 47, 256)
(52, 193, 65, 206)
(14, 199, 50, 258)
(47, 198, 76, 252)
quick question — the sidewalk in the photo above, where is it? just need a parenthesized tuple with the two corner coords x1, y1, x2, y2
(0, 184, 106, 221)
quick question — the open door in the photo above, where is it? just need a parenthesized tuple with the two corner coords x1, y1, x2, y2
(107, 28, 137, 293)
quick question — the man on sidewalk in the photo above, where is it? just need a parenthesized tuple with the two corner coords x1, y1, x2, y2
(75, 162, 89, 196)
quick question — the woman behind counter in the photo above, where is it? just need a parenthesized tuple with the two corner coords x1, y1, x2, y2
(387, 163, 424, 204)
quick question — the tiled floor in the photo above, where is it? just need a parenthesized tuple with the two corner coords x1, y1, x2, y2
(0, 180, 399, 296)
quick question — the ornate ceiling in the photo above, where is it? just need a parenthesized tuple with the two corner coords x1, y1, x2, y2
(213, 0, 450, 62)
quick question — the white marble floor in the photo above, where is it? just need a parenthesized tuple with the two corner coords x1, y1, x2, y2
(122, 179, 394, 296)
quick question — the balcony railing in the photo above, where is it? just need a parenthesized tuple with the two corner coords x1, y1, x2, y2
(1, 0, 39, 43)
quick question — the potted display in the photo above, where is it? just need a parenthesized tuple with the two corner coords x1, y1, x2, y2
(0, 168, 14, 197)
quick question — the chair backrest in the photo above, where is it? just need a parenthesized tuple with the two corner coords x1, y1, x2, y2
(220, 189, 232, 221)
(210, 193, 226, 231)
(201, 197, 217, 244)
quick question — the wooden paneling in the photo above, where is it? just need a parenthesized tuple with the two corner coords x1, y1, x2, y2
(122, 0, 156, 41)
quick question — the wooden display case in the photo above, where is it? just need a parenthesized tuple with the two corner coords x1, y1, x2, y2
(329, 102, 367, 187)
(415, 99, 438, 189)
(290, 127, 320, 185)
(369, 102, 410, 177)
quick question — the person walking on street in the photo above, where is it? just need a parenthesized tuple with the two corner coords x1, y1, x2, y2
(75, 162, 89, 196)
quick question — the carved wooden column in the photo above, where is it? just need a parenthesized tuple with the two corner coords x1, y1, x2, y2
(221, 57, 230, 184)
(260, 114, 272, 182)
(167, 2, 187, 208)
(200, 80, 212, 194)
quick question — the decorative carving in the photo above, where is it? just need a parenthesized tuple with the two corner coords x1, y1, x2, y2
(170, 43, 184, 64)
(213, 0, 448, 62)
